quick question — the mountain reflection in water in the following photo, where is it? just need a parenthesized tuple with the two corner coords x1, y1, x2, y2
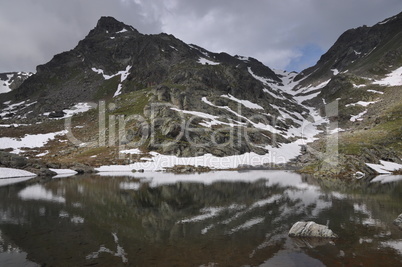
(0, 170, 402, 266)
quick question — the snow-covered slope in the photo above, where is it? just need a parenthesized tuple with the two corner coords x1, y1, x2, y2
(0, 72, 32, 94)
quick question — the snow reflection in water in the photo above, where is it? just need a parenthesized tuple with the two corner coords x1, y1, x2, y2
(0, 170, 401, 266)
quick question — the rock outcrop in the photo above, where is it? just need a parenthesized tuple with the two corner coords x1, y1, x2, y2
(394, 214, 402, 230)
(288, 221, 337, 238)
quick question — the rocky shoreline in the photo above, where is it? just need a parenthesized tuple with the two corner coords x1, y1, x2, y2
(0, 151, 96, 177)
(1, 147, 401, 178)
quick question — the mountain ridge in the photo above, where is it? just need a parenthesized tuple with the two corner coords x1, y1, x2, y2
(0, 13, 401, 177)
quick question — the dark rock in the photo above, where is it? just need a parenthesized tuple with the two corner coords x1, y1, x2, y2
(38, 168, 57, 177)
(48, 110, 66, 118)
(0, 151, 28, 168)
(47, 162, 61, 169)
(71, 163, 95, 174)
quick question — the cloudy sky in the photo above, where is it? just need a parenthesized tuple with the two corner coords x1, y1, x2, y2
(1, 0, 401, 73)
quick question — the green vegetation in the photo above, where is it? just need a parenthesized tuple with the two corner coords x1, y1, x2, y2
(112, 89, 150, 116)
(95, 76, 121, 100)
(337, 99, 402, 156)
(77, 147, 110, 158)
(160, 82, 187, 90)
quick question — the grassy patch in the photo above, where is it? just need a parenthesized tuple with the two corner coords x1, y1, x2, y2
(77, 147, 110, 158)
(161, 82, 187, 90)
(95, 76, 121, 100)
(112, 89, 150, 116)
(338, 102, 402, 155)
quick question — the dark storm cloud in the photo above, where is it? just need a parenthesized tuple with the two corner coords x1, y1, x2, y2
(1, 0, 401, 72)
(0, 0, 161, 72)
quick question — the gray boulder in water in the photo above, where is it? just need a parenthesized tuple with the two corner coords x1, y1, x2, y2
(394, 214, 402, 230)
(288, 221, 337, 238)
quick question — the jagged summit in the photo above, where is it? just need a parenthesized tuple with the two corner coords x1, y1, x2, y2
(91, 16, 140, 35)
(1, 16, 285, 115)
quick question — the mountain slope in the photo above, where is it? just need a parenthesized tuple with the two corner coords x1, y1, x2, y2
(0, 14, 401, 176)
(286, 12, 402, 176)
(0, 72, 32, 94)
(0, 16, 323, 168)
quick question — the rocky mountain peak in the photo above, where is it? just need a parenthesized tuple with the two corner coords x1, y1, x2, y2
(90, 16, 140, 36)
(295, 11, 402, 86)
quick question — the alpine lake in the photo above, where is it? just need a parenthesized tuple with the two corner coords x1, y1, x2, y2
(1, 170, 402, 266)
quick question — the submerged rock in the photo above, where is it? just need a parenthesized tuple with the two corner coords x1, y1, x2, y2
(288, 221, 337, 238)
(394, 214, 402, 230)
(291, 237, 334, 248)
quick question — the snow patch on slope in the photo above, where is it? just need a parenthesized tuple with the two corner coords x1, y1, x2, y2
(198, 98, 278, 133)
(91, 66, 132, 97)
(0, 100, 37, 119)
(64, 103, 93, 117)
(0, 130, 67, 154)
(293, 79, 330, 103)
(198, 57, 220, 65)
(367, 89, 384, 94)
(345, 101, 379, 107)
(221, 94, 264, 110)
(0, 74, 14, 94)
(350, 110, 367, 122)
(373, 67, 402, 86)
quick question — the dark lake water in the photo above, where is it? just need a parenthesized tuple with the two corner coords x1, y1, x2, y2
(1, 170, 402, 266)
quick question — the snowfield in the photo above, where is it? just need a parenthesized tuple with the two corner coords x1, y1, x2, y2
(373, 66, 402, 86)
(366, 160, 402, 174)
(0, 130, 67, 154)
(0, 167, 36, 179)
(0, 74, 13, 94)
